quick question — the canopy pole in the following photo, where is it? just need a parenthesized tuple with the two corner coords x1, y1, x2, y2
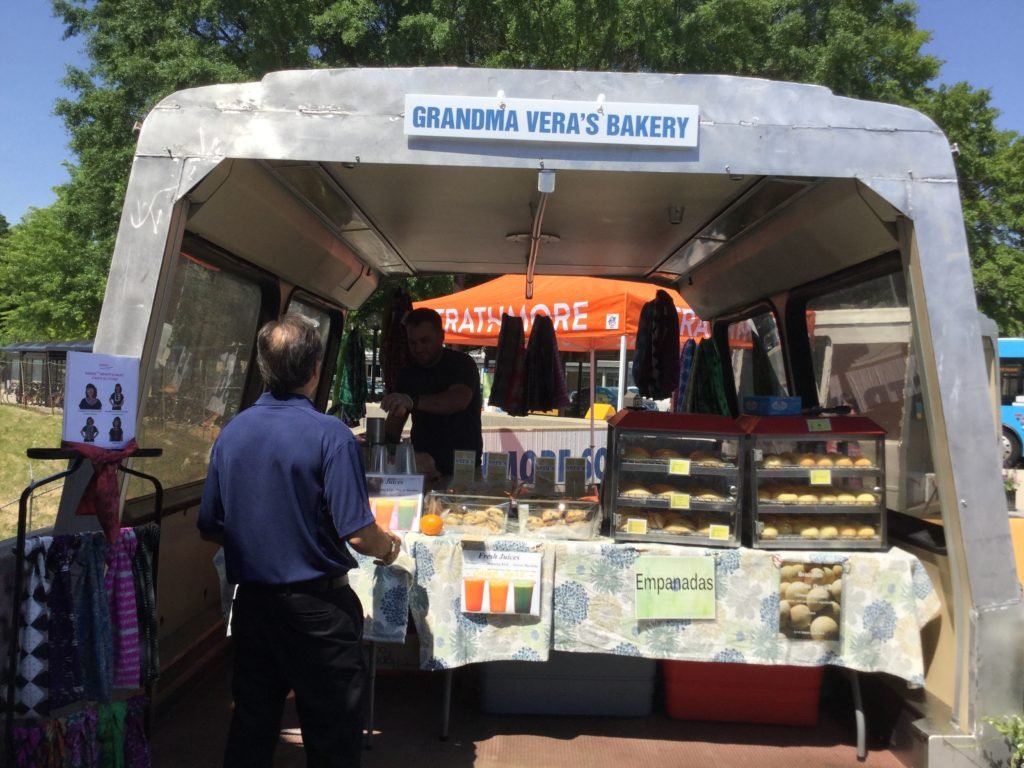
(617, 335, 627, 411)
(589, 348, 596, 484)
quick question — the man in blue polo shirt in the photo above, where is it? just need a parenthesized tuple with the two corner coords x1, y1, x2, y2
(198, 313, 401, 768)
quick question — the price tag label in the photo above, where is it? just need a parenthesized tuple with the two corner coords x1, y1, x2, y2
(708, 524, 730, 541)
(670, 493, 691, 510)
(806, 418, 832, 432)
(452, 450, 477, 488)
(626, 517, 648, 535)
(809, 469, 832, 485)
(668, 459, 691, 476)
(534, 456, 556, 491)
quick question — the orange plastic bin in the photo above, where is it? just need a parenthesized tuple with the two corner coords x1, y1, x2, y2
(663, 660, 824, 726)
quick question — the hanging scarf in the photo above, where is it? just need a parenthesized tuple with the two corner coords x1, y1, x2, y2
(46, 535, 84, 710)
(15, 536, 52, 719)
(97, 701, 127, 768)
(124, 695, 151, 768)
(64, 439, 139, 545)
(131, 524, 161, 687)
(692, 338, 732, 416)
(76, 532, 112, 703)
(673, 338, 697, 413)
(105, 529, 140, 689)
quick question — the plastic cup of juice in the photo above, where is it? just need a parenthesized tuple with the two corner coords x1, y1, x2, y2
(513, 580, 535, 614)
(396, 499, 417, 531)
(488, 578, 510, 613)
(374, 498, 395, 529)
(464, 577, 486, 612)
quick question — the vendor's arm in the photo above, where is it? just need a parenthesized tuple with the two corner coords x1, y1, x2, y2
(383, 383, 474, 417)
(347, 523, 403, 566)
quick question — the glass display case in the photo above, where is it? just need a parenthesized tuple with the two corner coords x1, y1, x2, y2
(605, 411, 744, 547)
(739, 415, 887, 550)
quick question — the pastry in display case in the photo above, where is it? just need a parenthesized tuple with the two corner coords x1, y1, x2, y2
(739, 415, 887, 550)
(516, 491, 602, 539)
(423, 493, 511, 535)
(605, 411, 744, 547)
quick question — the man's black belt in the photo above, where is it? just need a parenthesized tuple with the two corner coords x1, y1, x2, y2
(243, 573, 349, 595)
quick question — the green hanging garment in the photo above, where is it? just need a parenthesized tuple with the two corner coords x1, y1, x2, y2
(692, 338, 732, 416)
(338, 328, 367, 427)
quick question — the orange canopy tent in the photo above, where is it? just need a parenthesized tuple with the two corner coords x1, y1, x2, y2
(413, 275, 708, 352)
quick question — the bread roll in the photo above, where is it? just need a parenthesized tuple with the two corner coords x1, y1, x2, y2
(761, 526, 778, 539)
(623, 446, 651, 459)
(837, 493, 857, 504)
(776, 492, 798, 503)
(654, 447, 681, 460)
(797, 493, 818, 505)
(763, 455, 783, 468)
(621, 486, 652, 498)
(790, 603, 812, 630)
(820, 525, 839, 539)
(798, 455, 817, 467)
(854, 457, 873, 467)
(857, 525, 877, 539)
(839, 526, 858, 538)
(856, 492, 876, 505)
(810, 615, 839, 640)
(834, 456, 854, 467)
(816, 456, 834, 467)
(800, 526, 820, 539)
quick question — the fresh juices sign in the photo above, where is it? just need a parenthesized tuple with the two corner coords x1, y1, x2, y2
(461, 548, 542, 616)
(634, 556, 716, 620)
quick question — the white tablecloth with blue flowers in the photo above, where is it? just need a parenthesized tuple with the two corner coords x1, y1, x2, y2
(404, 533, 555, 670)
(357, 535, 939, 685)
(550, 542, 940, 686)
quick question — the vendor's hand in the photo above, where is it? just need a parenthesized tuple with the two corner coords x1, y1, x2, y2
(414, 451, 440, 480)
(380, 392, 414, 417)
(373, 530, 403, 567)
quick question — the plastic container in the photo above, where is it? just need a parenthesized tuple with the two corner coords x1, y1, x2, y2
(480, 651, 656, 716)
(663, 660, 823, 725)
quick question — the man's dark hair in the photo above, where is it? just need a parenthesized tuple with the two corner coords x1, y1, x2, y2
(403, 307, 443, 333)
(257, 314, 323, 396)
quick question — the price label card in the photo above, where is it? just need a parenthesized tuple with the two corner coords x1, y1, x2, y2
(484, 452, 509, 487)
(806, 418, 832, 432)
(565, 457, 587, 497)
(534, 456, 556, 490)
(452, 450, 477, 488)
(708, 524, 731, 541)
(809, 469, 832, 485)
(670, 493, 691, 510)
(626, 517, 649, 535)
(668, 459, 691, 476)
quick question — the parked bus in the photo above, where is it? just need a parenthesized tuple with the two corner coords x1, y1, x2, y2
(3, 68, 1020, 767)
(1000, 338, 1024, 467)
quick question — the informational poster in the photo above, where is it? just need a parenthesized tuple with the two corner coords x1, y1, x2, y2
(634, 556, 716, 620)
(63, 352, 139, 449)
(367, 473, 424, 532)
(461, 548, 542, 616)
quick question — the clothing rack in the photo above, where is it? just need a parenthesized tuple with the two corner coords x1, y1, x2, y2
(4, 447, 163, 766)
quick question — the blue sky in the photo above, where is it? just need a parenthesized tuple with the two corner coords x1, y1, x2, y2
(1, 0, 1022, 225)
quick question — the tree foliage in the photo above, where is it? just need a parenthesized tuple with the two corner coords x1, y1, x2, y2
(0, 0, 1017, 341)
(0, 198, 106, 341)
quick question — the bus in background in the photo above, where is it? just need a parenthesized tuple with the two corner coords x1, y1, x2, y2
(1000, 338, 1024, 467)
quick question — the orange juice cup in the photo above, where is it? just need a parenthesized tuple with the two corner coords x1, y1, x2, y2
(488, 578, 510, 613)
(464, 577, 486, 612)
(374, 498, 395, 529)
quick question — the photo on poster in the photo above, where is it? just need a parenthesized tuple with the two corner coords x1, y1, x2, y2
(63, 352, 140, 449)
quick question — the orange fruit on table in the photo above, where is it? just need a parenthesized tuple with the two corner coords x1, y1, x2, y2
(420, 513, 444, 536)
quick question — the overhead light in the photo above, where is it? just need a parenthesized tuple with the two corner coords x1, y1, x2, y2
(506, 233, 560, 244)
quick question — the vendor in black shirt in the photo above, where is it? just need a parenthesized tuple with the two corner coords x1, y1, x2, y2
(381, 308, 482, 479)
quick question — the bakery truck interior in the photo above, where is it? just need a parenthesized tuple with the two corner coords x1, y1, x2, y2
(4, 67, 1019, 767)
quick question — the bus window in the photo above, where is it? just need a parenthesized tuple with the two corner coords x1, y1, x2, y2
(998, 338, 1024, 467)
(125, 250, 263, 504)
(286, 296, 333, 365)
(727, 309, 788, 400)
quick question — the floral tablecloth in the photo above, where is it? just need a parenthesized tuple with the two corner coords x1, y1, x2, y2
(404, 533, 555, 670)
(550, 541, 940, 686)
(348, 548, 413, 644)
(354, 535, 939, 685)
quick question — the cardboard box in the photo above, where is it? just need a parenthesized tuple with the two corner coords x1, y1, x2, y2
(663, 660, 823, 725)
(742, 395, 802, 416)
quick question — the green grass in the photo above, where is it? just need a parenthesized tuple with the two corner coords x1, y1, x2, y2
(0, 404, 64, 540)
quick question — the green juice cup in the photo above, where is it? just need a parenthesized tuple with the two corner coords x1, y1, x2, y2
(397, 499, 417, 530)
(513, 580, 535, 614)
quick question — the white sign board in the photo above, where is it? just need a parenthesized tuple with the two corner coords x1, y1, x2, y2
(63, 352, 139, 449)
(405, 94, 699, 148)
